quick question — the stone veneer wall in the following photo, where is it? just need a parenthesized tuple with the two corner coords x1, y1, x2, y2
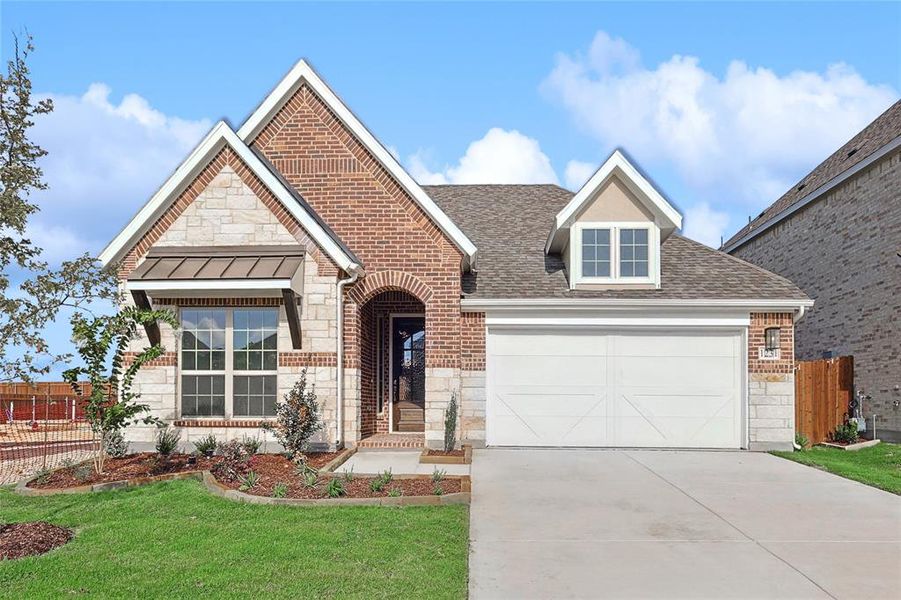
(122, 164, 342, 451)
(731, 150, 901, 438)
(747, 312, 796, 451)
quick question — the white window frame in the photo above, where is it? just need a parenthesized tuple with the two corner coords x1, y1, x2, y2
(178, 307, 280, 419)
(571, 221, 660, 287)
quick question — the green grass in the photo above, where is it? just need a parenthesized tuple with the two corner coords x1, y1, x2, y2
(0, 480, 469, 599)
(773, 442, 901, 494)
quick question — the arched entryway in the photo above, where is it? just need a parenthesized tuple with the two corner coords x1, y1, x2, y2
(358, 290, 426, 438)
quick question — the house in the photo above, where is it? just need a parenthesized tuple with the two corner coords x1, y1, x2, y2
(722, 101, 901, 442)
(100, 60, 811, 453)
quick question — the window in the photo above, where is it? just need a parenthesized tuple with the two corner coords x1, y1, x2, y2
(575, 223, 655, 284)
(619, 228, 649, 277)
(581, 228, 611, 277)
(181, 310, 226, 416)
(180, 308, 279, 418)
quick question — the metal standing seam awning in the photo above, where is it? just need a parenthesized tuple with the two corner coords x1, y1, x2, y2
(126, 246, 305, 349)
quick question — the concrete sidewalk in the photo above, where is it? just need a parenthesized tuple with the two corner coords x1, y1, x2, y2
(469, 449, 901, 599)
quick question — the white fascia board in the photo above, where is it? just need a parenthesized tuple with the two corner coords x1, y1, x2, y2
(237, 59, 478, 266)
(126, 279, 295, 292)
(99, 121, 361, 275)
(462, 297, 815, 312)
(722, 135, 901, 253)
(546, 149, 683, 253)
(486, 316, 751, 328)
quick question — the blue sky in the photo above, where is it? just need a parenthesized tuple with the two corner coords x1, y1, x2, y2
(1, 1, 899, 375)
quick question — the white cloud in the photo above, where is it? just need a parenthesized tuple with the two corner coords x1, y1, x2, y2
(683, 202, 730, 248)
(408, 127, 558, 185)
(30, 84, 211, 263)
(542, 31, 897, 207)
(563, 160, 596, 190)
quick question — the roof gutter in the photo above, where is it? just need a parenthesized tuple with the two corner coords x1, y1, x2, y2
(723, 135, 901, 253)
(461, 297, 814, 314)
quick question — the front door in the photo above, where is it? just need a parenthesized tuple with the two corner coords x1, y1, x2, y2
(392, 316, 425, 432)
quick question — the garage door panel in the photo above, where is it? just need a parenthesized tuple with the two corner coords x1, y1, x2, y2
(491, 390, 609, 446)
(616, 356, 737, 388)
(490, 331, 609, 356)
(487, 329, 743, 448)
(492, 355, 607, 386)
(614, 333, 736, 357)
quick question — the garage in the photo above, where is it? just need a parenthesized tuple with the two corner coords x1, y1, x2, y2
(486, 328, 744, 448)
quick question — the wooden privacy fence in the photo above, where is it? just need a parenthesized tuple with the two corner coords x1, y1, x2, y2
(0, 382, 99, 423)
(795, 356, 854, 445)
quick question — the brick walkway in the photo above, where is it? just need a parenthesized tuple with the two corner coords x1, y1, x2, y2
(356, 433, 424, 449)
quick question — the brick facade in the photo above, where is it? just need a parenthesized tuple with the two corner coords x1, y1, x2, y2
(747, 312, 796, 450)
(732, 150, 901, 437)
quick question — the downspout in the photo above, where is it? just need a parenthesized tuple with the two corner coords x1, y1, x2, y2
(335, 268, 360, 449)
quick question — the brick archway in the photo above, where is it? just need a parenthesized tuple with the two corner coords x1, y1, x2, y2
(347, 270, 434, 306)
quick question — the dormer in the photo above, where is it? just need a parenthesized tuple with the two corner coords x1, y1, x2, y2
(546, 150, 682, 290)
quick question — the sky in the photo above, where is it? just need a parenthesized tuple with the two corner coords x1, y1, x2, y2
(0, 1, 899, 375)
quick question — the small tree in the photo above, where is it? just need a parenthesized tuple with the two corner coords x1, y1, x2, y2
(262, 368, 323, 466)
(63, 306, 177, 474)
(444, 392, 458, 452)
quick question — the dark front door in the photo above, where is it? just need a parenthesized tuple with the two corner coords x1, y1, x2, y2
(392, 316, 425, 432)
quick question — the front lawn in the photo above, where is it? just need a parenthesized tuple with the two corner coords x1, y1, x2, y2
(772, 442, 901, 495)
(0, 480, 468, 598)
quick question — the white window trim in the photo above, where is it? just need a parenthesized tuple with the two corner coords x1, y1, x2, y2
(178, 307, 279, 419)
(570, 221, 660, 288)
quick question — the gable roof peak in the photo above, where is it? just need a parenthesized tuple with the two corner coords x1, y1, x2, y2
(236, 59, 478, 267)
(545, 149, 683, 253)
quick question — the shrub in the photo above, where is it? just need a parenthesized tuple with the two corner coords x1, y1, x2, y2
(795, 432, 810, 450)
(272, 482, 288, 498)
(431, 468, 446, 484)
(261, 369, 323, 465)
(444, 392, 458, 452)
(433, 484, 444, 496)
(216, 439, 250, 480)
(369, 468, 393, 493)
(105, 429, 129, 458)
(241, 435, 262, 455)
(193, 434, 218, 457)
(387, 488, 402, 498)
(34, 467, 52, 485)
(155, 427, 181, 457)
(343, 466, 355, 482)
(73, 463, 93, 483)
(302, 471, 319, 489)
(326, 478, 345, 498)
(238, 470, 259, 492)
(829, 421, 860, 444)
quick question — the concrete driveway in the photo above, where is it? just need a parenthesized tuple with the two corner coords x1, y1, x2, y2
(469, 449, 901, 599)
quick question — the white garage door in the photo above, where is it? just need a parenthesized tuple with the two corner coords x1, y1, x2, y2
(486, 329, 743, 448)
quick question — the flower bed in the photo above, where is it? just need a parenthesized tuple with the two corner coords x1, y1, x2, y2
(0, 521, 74, 560)
(211, 453, 463, 499)
(25, 450, 345, 490)
(420, 445, 472, 464)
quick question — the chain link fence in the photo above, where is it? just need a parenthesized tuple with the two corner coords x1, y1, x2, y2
(0, 382, 99, 485)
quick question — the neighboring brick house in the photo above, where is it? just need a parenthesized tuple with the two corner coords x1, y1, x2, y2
(723, 101, 901, 442)
(100, 60, 811, 452)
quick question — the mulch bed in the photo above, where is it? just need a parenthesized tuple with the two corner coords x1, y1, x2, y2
(214, 453, 461, 499)
(0, 522, 74, 560)
(26, 451, 342, 490)
(423, 449, 465, 458)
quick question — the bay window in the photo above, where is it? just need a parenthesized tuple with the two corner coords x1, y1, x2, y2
(180, 308, 279, 418)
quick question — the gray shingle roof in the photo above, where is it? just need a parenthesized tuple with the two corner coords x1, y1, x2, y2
(723, 99, 901, 250)
(424, 184, 807, 300)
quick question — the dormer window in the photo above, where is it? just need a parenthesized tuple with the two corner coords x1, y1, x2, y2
(573, 222, 657, 285)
